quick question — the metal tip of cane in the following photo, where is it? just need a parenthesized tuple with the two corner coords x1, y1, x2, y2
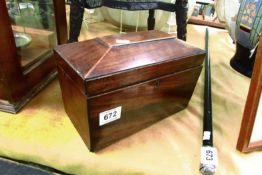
(200, 163, 216, 175)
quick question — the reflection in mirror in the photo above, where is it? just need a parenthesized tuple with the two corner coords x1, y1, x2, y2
(6, 0, 57, 69)
(250, 92, 262, 143)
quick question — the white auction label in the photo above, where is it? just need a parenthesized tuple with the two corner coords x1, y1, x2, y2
(99, 106, 122, 126)
(116, 39, 130, 44)
(200, 146, 218, 166)
(203, 131, 211, 140)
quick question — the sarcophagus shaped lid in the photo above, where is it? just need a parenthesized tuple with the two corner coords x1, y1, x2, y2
(55, 30, 205, 96)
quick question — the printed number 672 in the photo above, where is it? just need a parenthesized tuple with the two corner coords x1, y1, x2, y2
(104, 111, 117, 120)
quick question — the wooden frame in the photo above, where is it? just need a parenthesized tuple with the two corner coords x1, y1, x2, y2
(236, 36, 262, 153)
(0, 0, 67, 113)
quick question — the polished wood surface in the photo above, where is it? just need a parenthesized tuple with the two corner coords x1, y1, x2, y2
(97, 30, 172, 47)
(56, 31, 205, 151)
(0, 0, 67, 113)
(0, 0, 24, 104)
(56, 30, 205, 95)
(54, 0, 68, 45)
(188, 16, 226, 29)
(58, 66, 91, 149)
(88, 67, 202, 151)
(237, 36, 262, 153)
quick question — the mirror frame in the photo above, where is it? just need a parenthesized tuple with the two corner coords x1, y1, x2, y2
(237, 36, 262, 153)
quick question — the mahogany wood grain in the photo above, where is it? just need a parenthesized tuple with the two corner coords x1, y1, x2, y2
(55, 31, 205, 151)
(0, 0, 23, 103)
(97, 30, 171, 47)
(57, 66, 91, 148)
(237, 36, 262, 153)
(54, 0, 68, 45)
(55, 31, 205, 96)
(88, 66, 202, 151)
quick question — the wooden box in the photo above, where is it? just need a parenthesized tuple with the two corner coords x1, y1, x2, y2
(55, 31, 205, 151)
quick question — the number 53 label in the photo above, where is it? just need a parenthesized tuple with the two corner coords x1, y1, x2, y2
(99, 106, 122, 126)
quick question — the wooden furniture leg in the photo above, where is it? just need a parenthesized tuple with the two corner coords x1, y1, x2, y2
(175, 0, 188, 41)
(147, 9, 155, 30)
(68, 0, 84, 42)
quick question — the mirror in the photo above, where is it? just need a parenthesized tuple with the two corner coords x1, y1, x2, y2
(237, 35, 262, 153)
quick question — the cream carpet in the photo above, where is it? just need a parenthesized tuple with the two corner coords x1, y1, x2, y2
(0, 22, 262, 175)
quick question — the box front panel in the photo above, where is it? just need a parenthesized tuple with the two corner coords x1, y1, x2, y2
(86, 54, 205, 96)
(88, 66, 202, 151)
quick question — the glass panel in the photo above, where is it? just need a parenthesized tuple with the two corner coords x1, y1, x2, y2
(5, 0, 57, 69)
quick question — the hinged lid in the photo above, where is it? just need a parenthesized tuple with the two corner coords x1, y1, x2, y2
(96, 30, 173, 47)
(55, 30, 205, 96)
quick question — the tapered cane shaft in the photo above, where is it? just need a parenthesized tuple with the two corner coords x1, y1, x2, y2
(200, 28, 218, 175)
(203, 28, 213, 147)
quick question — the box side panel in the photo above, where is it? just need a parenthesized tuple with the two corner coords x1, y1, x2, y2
(55, 52, 86, 94)
(57, 66, 91, 149)
(88, 66, 202, 151)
